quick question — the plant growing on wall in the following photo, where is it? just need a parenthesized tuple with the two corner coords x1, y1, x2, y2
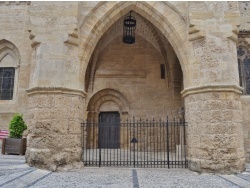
(9, 114, 27, 138)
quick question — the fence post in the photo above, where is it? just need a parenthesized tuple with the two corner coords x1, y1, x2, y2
(166, 116, 170, 169)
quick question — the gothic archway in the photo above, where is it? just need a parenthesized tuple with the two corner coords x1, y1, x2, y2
(78, 1, 188, 90)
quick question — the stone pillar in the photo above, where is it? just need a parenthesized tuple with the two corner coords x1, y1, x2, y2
(183, 90, 244, 173)
(24, 2, 83, 171)
(184, 2, 245, 173)
(25, 89, 85, 171)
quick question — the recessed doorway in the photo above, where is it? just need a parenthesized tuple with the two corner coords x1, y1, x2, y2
(98, 112, 120, 149)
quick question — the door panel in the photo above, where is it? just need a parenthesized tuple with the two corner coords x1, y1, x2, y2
(98, 112, 120, 148)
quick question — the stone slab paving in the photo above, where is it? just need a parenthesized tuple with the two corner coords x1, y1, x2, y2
(1, 153, 250, 188)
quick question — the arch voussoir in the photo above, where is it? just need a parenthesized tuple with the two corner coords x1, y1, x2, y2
(87, 89, 130, 113)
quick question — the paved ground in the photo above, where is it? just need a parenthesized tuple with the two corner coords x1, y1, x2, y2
(1, 154, 250, 188)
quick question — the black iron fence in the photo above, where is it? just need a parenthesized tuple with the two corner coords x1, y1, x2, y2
(81, 117, 187, 168)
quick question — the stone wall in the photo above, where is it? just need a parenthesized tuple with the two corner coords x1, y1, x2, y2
(0, 2, 32, 129)
(239, 1, 250, 31)
(241, 96, 250, 162)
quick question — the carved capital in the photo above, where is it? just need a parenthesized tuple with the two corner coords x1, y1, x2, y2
(26, 87, 87, 97)
(181, 85, 243, 97)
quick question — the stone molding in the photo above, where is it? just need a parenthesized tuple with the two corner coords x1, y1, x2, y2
(227, 26, 240, 43)
(188, 10, 241, 43)
(95, 70, 147, 78)
(28, 30, 41, 48)
(26, 87, 87, 97)
(64, 28, 78, 46)
(3, 1, 30, 5)
(188, 25, 205, 41)
(181, 85, 243, 97)
(87, 88, 130, 112)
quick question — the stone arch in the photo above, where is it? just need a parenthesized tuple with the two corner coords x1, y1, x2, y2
(87, 89, 129, 113)
(0, 39, 20, 100)
(84, 12, 177, 92)
(79, 1, 188, 89)
(238, 45, 250, 55)
(0, 39, 20, 66)
(238, 38, 250, 50)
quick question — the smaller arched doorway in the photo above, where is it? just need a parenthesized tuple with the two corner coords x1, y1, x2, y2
(85, 89, 130, 150)
(83, 89, 187, 168)
(87, 88, 130, 122)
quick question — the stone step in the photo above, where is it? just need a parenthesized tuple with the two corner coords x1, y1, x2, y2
(0, 169, 51, 188)
(0, 162, 26, 166)
(0, 157, 25, 161)
(0, 169, 35, 187)
(0, 155, 25, 159)
(219, 174, 250, 187)
(0, 163, 30, 170)
(237, 172, 250, 183)
(0, 158, 26, 165)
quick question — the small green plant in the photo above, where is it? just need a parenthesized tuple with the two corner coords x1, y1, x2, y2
(9, 114, 27, 138)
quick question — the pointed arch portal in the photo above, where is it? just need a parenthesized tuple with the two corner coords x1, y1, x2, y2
(79, 1, 188, 90)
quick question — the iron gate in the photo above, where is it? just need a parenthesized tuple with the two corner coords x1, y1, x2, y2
(81, 117, 187, 168)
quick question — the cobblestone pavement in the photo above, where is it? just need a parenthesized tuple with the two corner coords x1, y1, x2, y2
(1, 153, 250, 188)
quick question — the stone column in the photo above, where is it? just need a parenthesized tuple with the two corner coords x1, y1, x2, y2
(26, 89, 85, 171)
(183, 90, 244, 173)
(25, 40, 85, 171)
(24, 2, 84, 171)
(184, 2, 245, 173)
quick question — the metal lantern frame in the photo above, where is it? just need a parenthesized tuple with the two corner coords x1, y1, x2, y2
(123, 11, 136, 44)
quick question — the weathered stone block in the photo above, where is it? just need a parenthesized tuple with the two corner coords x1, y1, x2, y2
(188, 158, 201, 172)
(68, 119, 81, 134)
(50, 108, 68, 120)
(34, 108, 50, 120)
(200, 159, 225, 173)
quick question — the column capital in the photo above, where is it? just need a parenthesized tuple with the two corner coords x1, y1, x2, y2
(181, 85, 243, 97)
(26, 87, 87, 97)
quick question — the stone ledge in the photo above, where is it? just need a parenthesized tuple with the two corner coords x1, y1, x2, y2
(26, 87, 87, 97)
(181, 85, 243, 97)
(95, 70, 147, 78)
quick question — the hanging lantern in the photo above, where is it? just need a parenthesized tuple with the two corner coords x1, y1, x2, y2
(123, 11, 136, 44)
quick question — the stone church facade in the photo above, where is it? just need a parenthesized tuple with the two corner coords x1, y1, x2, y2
(0, 1, 250, 173)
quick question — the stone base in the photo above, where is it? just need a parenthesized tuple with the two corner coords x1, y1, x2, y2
(188, 158, 245, 174)
(185, 91, 245, 174)
(26, 147, 84, 172)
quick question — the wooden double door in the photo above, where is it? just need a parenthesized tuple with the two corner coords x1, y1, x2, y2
(98, 112, 120, 149)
